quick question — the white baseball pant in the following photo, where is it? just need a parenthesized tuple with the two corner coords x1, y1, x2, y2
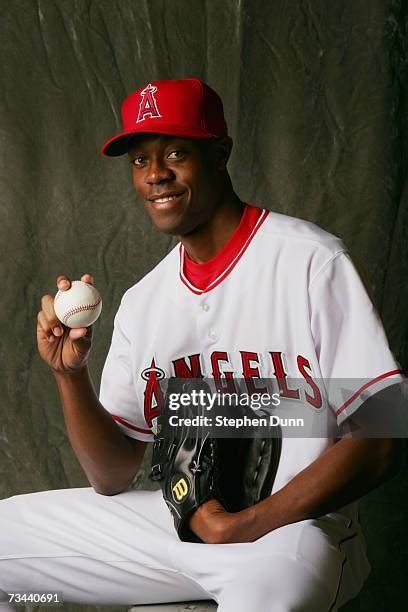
(0, 487, 370, 611)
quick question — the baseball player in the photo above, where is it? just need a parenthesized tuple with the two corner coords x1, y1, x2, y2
(0, 78, 404, 611)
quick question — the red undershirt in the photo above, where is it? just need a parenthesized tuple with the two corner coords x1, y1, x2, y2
(182, 204, 264, 292)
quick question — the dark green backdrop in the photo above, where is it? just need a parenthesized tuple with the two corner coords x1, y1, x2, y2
(0, 1, 407, 611)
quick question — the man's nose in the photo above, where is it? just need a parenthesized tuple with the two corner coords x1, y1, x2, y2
(146, 159, 175, 184)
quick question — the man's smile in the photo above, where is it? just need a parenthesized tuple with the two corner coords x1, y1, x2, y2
(148, 191, 186, 203)
(147, 191, 186, 210)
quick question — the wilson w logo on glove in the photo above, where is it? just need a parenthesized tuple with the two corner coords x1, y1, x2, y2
(172, 477, 189, 502)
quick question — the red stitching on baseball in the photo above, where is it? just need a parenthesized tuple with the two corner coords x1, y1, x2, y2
(62, 298, 101, 325)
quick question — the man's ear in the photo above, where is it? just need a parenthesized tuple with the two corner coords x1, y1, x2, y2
(214, 136, 233, 171)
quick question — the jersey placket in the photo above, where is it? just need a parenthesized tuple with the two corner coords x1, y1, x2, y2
(195, 296, 218, 376)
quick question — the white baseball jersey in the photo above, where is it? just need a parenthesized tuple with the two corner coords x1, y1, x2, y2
(100, 204, 403, 521)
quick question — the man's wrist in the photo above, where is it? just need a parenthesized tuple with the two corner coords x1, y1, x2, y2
(52, 366, 89, 382)
(230, 506, 257, 542)
(52, 365, 88, 377)
(229, 495, 287, 543)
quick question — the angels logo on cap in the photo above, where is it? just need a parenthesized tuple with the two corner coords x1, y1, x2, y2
(101, 77, 228, 157)
(136, 83, 161, 123)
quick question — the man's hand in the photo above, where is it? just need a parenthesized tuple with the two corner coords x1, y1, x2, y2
(189, 499, 248, 544)
(37, 273, 94, 373)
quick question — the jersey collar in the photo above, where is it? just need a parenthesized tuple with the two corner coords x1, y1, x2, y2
(179, 204, 268, 295)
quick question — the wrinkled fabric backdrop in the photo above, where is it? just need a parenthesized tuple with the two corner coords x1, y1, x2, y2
(0, 1, 407, 611)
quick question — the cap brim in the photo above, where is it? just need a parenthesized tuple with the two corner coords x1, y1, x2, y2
(101, 126, 219, 157)
(101, 131, 139, 157)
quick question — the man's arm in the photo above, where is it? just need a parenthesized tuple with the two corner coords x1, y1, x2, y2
(190, 436, 400, 544)
(54, 367, 146, 495)
(37, 273, 146, 496)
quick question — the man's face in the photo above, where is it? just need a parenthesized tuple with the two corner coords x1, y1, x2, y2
(128, 134, 226, 236)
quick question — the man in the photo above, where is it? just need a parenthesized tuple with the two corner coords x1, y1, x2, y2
(0, 78, 404, 611)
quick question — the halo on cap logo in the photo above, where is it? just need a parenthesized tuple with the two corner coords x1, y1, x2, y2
(136, 83, 161, 123)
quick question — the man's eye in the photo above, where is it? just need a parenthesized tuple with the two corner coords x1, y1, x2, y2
(167, 150, 184, 159)
(131, 156, 146, 166)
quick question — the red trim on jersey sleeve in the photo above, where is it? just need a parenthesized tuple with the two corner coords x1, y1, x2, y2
(179, 204, 268, 294)
(111, 413, 152, 435)
(335, 369, 403, 417)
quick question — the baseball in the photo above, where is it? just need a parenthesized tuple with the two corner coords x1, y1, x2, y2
(54, 280, 102, 328)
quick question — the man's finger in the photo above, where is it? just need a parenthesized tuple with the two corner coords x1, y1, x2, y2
(37, 310, 59, 343)
(41, 294, 63, 335)
(69, 327, 90, 341)
(81, 273, 94, 285)
(56, 275, 71, 291)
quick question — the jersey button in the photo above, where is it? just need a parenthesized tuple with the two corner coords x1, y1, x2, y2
(201, 303, 210, 312)
(208, 329, 217, 341)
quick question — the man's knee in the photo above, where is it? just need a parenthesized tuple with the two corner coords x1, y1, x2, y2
(218, 588, 306, 612)
(216, 563, 332, 612)
(218, 587, 324, 612)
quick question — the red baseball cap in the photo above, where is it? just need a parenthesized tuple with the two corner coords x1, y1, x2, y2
(101, 78, 228, 157)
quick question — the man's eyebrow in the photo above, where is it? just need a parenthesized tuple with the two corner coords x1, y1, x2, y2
(162, 140, 189, 147)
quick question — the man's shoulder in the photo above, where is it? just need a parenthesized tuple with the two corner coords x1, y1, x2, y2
(120, 243, 179, 306)
(259, 208, 346, 257)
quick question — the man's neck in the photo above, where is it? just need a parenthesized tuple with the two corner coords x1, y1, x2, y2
(180, 194, 245, 263)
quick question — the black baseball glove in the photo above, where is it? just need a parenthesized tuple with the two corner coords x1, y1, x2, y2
(150, 378, 281, 542)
